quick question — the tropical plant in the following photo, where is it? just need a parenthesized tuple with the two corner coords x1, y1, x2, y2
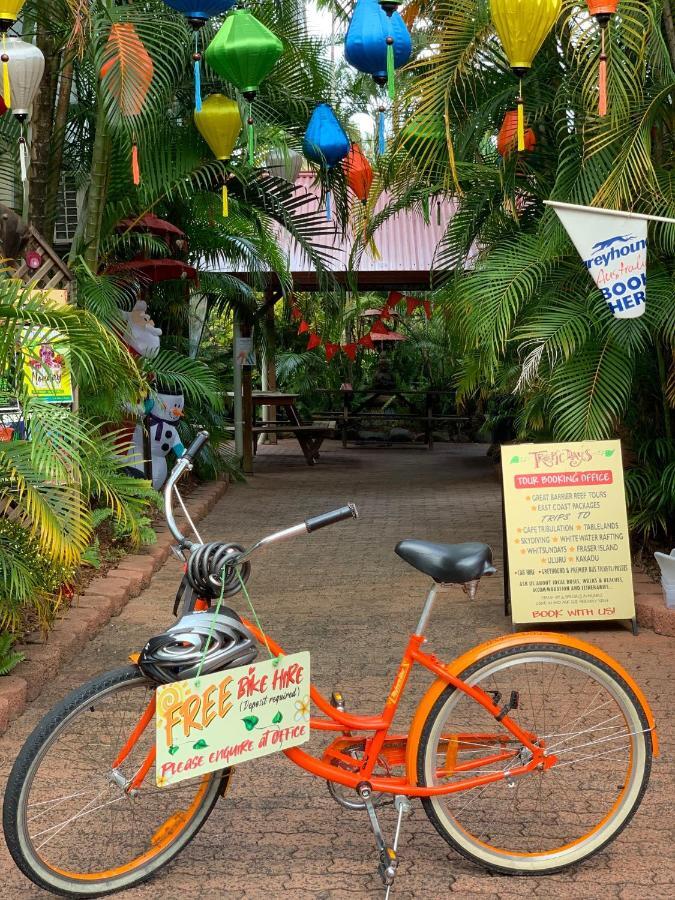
(0, 632, 24, 675)
(371, 0, 675, 543)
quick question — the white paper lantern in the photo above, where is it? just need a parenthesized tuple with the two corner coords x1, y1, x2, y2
(6, 37, 45, 119)
(265, 147, 302, 184)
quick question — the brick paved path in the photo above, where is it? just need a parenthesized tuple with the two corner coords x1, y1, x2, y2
(1, 442, 673, 899)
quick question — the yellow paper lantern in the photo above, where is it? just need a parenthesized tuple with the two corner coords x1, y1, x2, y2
(490, 0, 560, 150)
(194, 94, 242, 216)
(0, 0, 27, 109)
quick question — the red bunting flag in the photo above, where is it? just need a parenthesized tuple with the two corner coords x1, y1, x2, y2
(370, 319, 390, 336)
(291, 305, 302, 321)
(423, 299, 432, 319)
(342, 342, 358, 361)
(298, 320, 310, 334)
(358, 333, 375, 350)
(387, 290, 404, 308)
(307, 333, 322, 350)
(406, 296, 423, 316)
(324, 342, 340, 361)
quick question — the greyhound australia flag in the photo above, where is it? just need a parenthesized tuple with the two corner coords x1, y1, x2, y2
(548, 202, 648, 319)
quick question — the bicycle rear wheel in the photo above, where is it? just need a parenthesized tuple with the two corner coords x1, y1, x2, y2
(3, 666, 229, 897)
(417, 643, 652, 874)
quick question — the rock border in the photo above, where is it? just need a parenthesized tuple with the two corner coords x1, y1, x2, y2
(634, 571, 675, 637)
(0, 478, 228, 736)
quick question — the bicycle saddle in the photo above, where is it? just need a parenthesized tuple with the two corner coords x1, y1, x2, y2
(395, 540, 495, 584)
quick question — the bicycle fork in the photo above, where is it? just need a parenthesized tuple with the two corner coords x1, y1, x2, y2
(357, 782, 412, 896)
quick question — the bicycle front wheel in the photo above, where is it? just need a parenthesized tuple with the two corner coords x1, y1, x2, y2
(417, 643, 652, 874)
(3, 666, 229, 897)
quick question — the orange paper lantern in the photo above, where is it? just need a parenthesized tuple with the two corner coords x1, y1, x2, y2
(344, 142, 374, 203)
(497, 110, 536, 156)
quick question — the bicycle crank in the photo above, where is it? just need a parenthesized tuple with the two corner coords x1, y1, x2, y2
(356, 783, 412, 896)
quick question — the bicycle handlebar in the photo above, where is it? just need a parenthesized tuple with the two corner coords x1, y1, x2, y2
(163, 426, 359, 558)
(305, 504, 358, 532)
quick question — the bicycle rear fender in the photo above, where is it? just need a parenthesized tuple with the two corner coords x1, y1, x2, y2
(405, 631, 659, 785)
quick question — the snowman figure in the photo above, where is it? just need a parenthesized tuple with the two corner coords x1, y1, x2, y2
(130, 392, 186, 490)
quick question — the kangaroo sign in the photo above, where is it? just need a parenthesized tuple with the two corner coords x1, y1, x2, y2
(546, 202, 653, 319)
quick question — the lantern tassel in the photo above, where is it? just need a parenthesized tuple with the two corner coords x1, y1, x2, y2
(2, 34, 10, 108)
(18, 135, 28, 183)
(378, 108, 386, 155)
(326, 189, 331, 222)
(386, 40, 395, 101)
(131, 142, 140, 186)
(194, 32, 202, 113)
(222, 184, 228, 217)
(247, 103, 255, 166)
(598, 30, 607, 117)
(516, 84, 525, 153)
(194, 60, 202, 113)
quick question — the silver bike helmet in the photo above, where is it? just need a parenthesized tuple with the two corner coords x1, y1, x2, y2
(138, 610, 257, 684)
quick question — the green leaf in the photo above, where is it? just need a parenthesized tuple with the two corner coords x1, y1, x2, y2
(272, 710, 283, 724)
(168, 745, 179, 755)
(242, 715, 259, 731)
(193, 739, 208, 749)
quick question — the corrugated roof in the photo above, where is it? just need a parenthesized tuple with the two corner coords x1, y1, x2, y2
(205, 171, 456, 291)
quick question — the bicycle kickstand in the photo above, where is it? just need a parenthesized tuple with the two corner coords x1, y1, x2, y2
(357, 783, 412, 897)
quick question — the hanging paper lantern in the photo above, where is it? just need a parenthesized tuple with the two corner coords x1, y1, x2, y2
(344, 143, 373, 203)
(303, 103, 350, 221)
(497, 109, 536, 156)
(194, 93, 242, 216)
(490, 0, 561, 151)
(205, 8, 283, 165)
(100, 23, 153, 185)
(162, 0, 235, 112)
(0, 0, 25, 109)
(163, 0, 235, 29)
(345, 0, 411, 100)
(265, 147, 302, 184)
(4, 37, 45, 184)
(585, 1, 619, 117)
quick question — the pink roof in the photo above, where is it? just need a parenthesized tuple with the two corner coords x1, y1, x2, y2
(208, 171, 456, 290)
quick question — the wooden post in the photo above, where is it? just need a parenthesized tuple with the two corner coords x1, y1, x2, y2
(232, 317, 244, 460)
(262, 289, 278, 444)
(241, 320, 254, 475)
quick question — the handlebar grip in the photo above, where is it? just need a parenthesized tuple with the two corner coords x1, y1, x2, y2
(305, 503, 358, 533)
(182, 430, 209, 463)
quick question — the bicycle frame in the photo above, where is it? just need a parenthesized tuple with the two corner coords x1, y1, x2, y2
(116, 617, 554, 799)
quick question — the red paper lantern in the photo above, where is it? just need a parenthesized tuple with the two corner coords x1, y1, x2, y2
(344, 142, 373, 203)
(497, 110, 536, 157)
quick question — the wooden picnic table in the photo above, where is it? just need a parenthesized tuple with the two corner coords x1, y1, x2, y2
(227, 391, 329, 467)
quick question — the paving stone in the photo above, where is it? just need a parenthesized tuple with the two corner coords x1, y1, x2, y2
(0, 444, 671, 898)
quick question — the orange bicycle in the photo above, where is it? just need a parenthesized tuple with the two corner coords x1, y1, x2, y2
(3, 432, 657, 897)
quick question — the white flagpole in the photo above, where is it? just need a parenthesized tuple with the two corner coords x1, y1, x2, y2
(545, 200, 675, 226)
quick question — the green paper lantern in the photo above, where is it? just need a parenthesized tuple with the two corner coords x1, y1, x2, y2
(205, 8, 283, 100)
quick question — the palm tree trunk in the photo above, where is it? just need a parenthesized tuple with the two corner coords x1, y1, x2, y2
(43, 58, 74, 243)
(83, 99, 111, 271)
(28, 24, 59, 234)
(663, 0, 675, 69)
(655, 342, 673, 443)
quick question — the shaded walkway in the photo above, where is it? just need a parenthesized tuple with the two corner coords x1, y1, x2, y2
(1, 442, 672, 898)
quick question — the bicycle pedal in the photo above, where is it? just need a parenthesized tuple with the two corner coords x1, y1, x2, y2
(378, 847, 397, 886)
(331, 691, 346, 712)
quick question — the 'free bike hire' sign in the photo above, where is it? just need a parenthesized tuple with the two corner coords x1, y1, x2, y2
(155, 652, 310, 787)
(502, 441, 635, 625)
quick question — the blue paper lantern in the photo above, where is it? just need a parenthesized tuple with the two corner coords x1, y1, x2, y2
(303, 103, 350, 168)
(162, 0, 236, 112)
(163, 0, 235, 29)
(303, 103, 350, 221)
(344, 0, 411, 92)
